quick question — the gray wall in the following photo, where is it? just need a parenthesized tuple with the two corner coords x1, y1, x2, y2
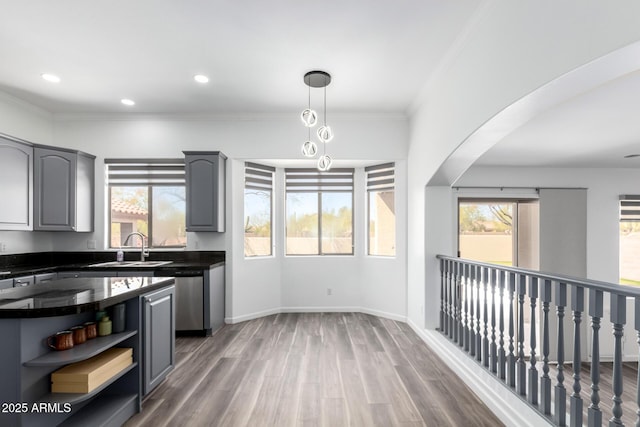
(539, 188, 587, 277)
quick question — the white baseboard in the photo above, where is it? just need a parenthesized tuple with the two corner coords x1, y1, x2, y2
(406, 319, 553, 427)
(225, 306, 406, 324)
(225, 307, 281, 324)
(280, 306, 361, 313)
(359, 306, 406, 322)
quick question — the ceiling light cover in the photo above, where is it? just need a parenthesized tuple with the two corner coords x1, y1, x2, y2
(121, 99, 135, 106)
(317, 125, 334, 143)
(302, 141, 318, 157)
(317, 155, 332, 171)
(301, 109, 318, 127)
(194, 74, 209, 83)
(41, 73, 61, 83)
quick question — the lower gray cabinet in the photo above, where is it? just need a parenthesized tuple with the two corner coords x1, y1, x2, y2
(142, 285, 175, 396)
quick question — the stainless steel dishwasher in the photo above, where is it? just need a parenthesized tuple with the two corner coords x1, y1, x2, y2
(162, 265, 225, 335)
(174, 274, 205, 331)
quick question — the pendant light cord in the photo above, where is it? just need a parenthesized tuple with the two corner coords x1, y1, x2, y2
(308, 84, 311, 141)
(323, 77, 327, 155)
(323, 78, 327, 127)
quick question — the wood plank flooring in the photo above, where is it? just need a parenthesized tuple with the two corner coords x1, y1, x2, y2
(547, 361, 640, 426)
(124, 313, 503, 427)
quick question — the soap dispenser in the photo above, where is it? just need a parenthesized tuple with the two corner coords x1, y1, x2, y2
(116, 247, 124, 262)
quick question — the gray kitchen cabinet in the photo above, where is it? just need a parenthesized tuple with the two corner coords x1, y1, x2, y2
(0, 136, 33, 230)
(0, 278, 12, 291)
(33, 146, 95, 231)
(183, 151, 226, 232)
(207, 264, 225, 334)
(142, 285, 175, 396)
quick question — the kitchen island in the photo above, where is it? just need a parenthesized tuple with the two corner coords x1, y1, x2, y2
(0, 250, 225, 336)
(0, 276, 175, 427)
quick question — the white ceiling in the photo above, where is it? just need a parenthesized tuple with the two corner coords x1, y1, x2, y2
(2, 1, 639, 169)
(475, 69, 640, 169)
(0, 0, 480, 115)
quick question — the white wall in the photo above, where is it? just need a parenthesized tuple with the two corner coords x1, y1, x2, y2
(0, 89, 409, 322)
(456, 166, 640, 359)
(456, 166, 640, 285)
(48, 114, 408, 322)
(407, 1, 640, 330)
(0, 92, 53, 144)
(279, 162, 408, 321)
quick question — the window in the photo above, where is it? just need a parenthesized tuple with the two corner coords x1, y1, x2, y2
(244, 162, 274, 257)
(285, 168, 353, 255)
(458, 200, 514, 265)
(106, 159, 186, 249)
(620, 195, 640, 286)
(366, 162, 395, 256)
(457, 198, 539, 269)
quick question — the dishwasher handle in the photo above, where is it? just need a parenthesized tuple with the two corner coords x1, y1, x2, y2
(155, 269, 203, 277)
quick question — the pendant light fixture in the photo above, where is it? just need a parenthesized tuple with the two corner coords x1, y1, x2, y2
(300, 70, 334, 171)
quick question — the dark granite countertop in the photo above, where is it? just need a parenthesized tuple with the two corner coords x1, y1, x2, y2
(0, 250, 225, 279)
(0, 276, 175, 318)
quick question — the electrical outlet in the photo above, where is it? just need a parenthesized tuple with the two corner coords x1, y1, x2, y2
(327, 288, 332, 296)
(0, 242, 5, 252)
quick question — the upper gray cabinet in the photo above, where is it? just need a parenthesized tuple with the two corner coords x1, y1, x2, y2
(183, 151, 227, 232)
(33, 146, 95, 232)
(0, 136, 33, 230)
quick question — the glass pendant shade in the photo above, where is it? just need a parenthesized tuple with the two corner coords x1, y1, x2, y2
(301, 140, 318, 157)
(317, 125, 334, 143)
(317, 154, 332, 171)
(301, 109, 318, 127)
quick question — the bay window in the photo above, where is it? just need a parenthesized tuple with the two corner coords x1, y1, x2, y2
(285, 168, 354, 255)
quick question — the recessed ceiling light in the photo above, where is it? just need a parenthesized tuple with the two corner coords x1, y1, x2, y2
(624, 154, 640, 158)
(194, 74, 209, 84)
(41, 73, 61, 83)
(121, 99, 135, 106)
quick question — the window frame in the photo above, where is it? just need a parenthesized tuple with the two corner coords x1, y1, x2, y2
(244, 162, 275, 258)
(285, 168, 355, 256)
(366, 162, 396, 257)
(619, 195, 640, 285)
(106, 159, 186, 250)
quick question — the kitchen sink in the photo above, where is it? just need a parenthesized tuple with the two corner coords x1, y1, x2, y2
(87, 261, 172, 268)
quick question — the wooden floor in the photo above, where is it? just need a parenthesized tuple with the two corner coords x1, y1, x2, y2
(124, 313, 503, 427)
(547, 361, 640, 426)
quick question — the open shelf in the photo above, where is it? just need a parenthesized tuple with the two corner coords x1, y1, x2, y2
(36, 362, 137, 405)
(24, 330, 137, 367)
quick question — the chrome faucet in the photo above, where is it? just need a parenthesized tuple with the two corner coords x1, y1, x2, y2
(123, 232, 149, 261)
